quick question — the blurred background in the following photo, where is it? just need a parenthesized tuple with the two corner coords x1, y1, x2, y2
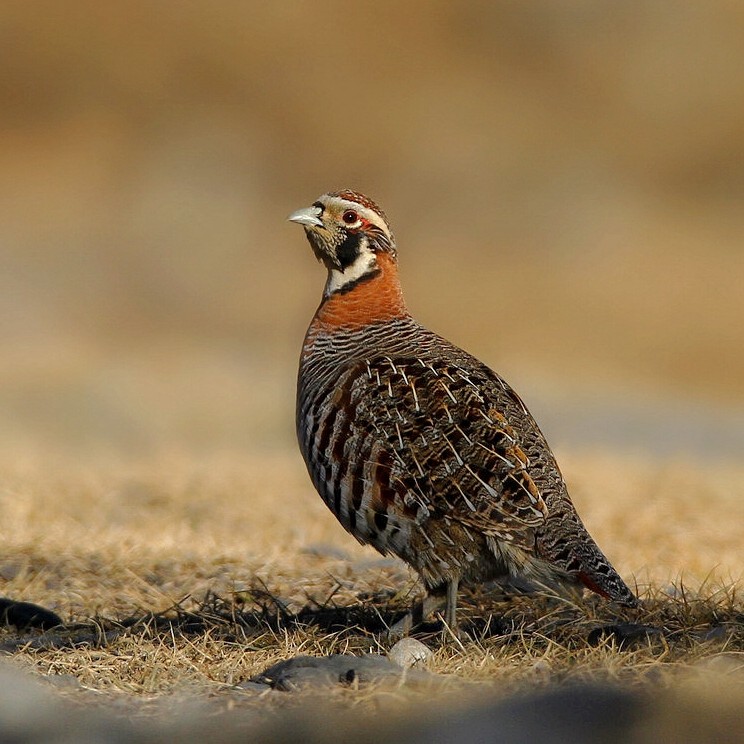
(1, 0, 743, 461)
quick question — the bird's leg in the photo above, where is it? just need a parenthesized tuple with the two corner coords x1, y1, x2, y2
(444, 577, 459, 631)
(386, 587, 446, 639)
(386, 579, 462, 639)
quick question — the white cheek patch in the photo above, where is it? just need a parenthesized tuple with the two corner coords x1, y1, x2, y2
(325, 245, 378, 295)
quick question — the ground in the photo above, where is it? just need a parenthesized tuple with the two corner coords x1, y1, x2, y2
(0, 447, 742, 732)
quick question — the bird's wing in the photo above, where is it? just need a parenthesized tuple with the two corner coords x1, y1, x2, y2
(348, 355, 548, 545)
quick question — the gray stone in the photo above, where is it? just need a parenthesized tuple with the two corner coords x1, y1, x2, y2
(252, 653, 407, 691)
(0, 598, 62, 630)
(587, 623, 663, 649)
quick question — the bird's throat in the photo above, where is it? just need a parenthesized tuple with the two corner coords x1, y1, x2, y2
(313, 253, 408, 329)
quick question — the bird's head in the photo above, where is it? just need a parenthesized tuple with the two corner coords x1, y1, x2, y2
(288, 190, 396, 295)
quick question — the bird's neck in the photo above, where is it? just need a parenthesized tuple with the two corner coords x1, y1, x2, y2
(312, 252, 409, 330)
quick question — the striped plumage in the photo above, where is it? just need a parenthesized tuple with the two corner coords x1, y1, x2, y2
(290, 190, 637, 631)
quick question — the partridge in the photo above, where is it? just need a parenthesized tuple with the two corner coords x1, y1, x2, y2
(290, 190, 637, 631)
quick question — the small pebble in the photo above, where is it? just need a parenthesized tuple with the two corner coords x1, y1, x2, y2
(388, 638, 433, 669)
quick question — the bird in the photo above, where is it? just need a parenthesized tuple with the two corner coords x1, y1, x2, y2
(289, 189, 638, 633)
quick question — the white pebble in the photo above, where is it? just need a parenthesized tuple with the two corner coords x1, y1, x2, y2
(388, 638, 433, 669)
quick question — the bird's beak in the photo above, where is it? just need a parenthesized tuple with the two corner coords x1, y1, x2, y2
(288, 205, 324, 229)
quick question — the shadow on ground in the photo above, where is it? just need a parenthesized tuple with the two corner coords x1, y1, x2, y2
(2, 582, 742, 657)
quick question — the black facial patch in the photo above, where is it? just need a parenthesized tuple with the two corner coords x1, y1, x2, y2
(336, 231, 361, 269)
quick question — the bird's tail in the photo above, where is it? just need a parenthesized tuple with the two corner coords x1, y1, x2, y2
(537, 495, 639, 607)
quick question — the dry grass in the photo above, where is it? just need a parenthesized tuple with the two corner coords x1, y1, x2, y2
(1, 448, 742, 717)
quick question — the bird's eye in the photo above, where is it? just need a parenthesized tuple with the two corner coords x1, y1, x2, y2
(342, 210, 359, 225)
